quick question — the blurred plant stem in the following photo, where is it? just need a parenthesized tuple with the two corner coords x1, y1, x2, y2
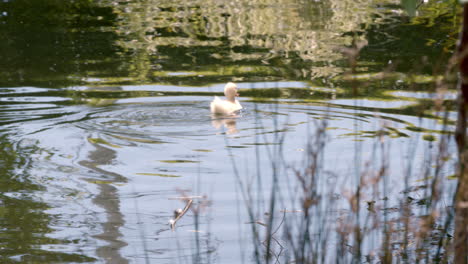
(455, 3, 468, 263)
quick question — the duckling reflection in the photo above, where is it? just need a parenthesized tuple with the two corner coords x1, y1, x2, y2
(211, 116, 239, 134)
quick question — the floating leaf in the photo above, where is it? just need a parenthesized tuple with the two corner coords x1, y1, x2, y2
(447, 174, 458, 180)
(136, 173, 181, 177)
(87, 180, 115, 185)
(422, 134, 436, 141)
(159, 160, 200, 164)
(88, 138, 121, 148)
(406, 126, 425, 132)
(415, 176, 434, 182)
(192, 149, 213, 152)
(111, 134, 167, 144)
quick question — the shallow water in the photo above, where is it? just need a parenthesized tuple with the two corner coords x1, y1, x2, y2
(0, 0, 460, 263)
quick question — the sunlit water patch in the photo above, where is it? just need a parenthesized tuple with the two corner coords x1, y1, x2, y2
(328, 99, 416, 109)
(388, 90, 458, 100)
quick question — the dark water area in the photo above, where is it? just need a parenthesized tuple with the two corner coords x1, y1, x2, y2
(0, 0, 461, 263)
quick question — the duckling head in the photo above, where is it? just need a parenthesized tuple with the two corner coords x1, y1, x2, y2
(224, 82, 239, 102)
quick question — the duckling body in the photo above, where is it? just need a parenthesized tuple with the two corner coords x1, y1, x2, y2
(210, 96, 242, 114)
(210, 82, 242, 115)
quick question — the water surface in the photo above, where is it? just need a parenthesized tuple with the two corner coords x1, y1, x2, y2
(0, 0, 459, 263)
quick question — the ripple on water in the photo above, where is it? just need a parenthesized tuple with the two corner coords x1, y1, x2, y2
(0, 96, 70, 102)
(76, 100, 227, 145)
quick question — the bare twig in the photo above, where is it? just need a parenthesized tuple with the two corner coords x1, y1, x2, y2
(170, 199, 193, 231)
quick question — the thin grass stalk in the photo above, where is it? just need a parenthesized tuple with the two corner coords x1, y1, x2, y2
(265, 99, 283, 263)
(224, 133, 262, 264)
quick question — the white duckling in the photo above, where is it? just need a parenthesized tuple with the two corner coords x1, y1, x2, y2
(210, 82, 242, 115)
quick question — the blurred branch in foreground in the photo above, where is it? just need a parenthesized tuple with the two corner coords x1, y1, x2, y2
(455, 2, 468, 264)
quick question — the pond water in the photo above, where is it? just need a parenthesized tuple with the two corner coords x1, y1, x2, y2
(0, 0, 460, 263)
